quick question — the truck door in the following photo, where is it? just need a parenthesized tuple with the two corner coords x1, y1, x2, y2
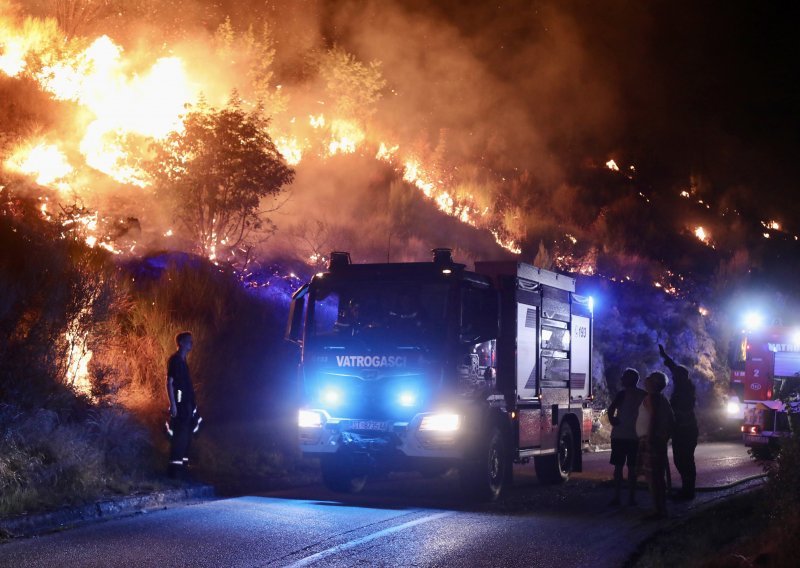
(569, 295, 592, 400)
(516, 290, 541, 448)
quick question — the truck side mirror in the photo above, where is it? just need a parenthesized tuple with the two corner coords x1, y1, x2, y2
(286, 296, 306, 345)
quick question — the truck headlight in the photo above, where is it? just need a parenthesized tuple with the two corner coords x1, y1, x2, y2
(398, 391, 417, 407)
(299, 409, 324, 428)
(419, 413, 461, 432)
(726, 398, 741, 416)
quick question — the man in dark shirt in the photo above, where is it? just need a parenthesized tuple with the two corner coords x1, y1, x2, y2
(659, 344, 698, 500)
(167, 331, 196, 478)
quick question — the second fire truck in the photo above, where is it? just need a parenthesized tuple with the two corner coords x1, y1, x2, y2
(730, 323, 800, 458)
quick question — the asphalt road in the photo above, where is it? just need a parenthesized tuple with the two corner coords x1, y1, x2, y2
(0, 442, 765, 568)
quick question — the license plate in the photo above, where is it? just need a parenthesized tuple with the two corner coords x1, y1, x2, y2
(345, 420, 392, 432)
(745, 435, 769, 445)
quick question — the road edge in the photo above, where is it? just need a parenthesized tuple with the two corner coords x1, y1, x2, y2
(622, 479, 766, 567)
(0, 484, 215, 540)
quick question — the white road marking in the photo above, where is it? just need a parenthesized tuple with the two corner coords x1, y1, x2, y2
(284, 511, 453, 567)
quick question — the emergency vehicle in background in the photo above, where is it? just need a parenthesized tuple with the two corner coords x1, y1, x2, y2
(286, 249, 594, 501)
(730, 322, 800, 459)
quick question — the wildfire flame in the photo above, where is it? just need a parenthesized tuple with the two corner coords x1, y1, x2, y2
(694, 226, 711, 245)
(36, 35, 197, 186)
(64, 311, 93, 397)
(5, 142, 73, 190)
(275, 136, 303, 165)
(2, 12, 525, 258)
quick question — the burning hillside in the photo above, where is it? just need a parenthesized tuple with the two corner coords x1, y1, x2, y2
(1, 0, 799, 304)
(3, 1, 800, 524)
(0, 3, 526, 262)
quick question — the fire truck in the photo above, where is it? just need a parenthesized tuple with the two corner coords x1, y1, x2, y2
(286, 249, 594, 500)
(734, 324, 800, 458)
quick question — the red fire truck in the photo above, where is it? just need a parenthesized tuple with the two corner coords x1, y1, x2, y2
(735, 323, 800, 458)
(286, 250, 594, 500)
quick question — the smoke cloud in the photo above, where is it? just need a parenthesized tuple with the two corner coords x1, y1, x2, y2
(2, 1, 798, 297)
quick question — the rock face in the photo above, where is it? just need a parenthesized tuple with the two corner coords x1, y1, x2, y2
(590, 279, 727, 425)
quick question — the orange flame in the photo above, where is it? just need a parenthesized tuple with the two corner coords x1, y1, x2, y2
(35, 35, 198, 186)
(5, 142, 73, 190)
(2, 14, 526, 257)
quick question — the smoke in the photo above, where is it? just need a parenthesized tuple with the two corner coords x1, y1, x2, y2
(2, 1, 799, 296)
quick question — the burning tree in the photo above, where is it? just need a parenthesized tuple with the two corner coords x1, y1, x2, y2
(318, 45, 385, 123)
(147, 96, 294, 260)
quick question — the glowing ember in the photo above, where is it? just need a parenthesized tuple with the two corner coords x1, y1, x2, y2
(653, 281, 678, 296)
(698, 306, 709, 316)
(605, 159, 620, 172)
(680, 190, 690, 198)
(694, 226, 710, 245)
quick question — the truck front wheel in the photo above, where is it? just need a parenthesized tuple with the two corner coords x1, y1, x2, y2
(460, 426, 508, 501)
(321, 456, 368, 494)
(534, 422, 575, 484)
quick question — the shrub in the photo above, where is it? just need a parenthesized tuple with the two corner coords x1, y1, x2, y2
(0, 195, 164, 515)
(94, 253, 301, 486)
(0, 402, 159, 517)
(0, 193, 115, 406)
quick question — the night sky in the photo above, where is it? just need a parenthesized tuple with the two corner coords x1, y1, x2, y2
(401, 1, 798, 210)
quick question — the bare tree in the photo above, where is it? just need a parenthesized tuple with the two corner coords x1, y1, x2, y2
(48, 0, 115, 38)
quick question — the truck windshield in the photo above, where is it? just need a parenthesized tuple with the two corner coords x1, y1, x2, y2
(310, 280, 449, 345)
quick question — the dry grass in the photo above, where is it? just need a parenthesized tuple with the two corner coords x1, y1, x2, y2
(0, 404, 157, 517)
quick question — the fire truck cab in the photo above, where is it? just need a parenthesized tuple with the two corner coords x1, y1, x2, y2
(287, 249, 593, 500)
(735, 325, 800, 458)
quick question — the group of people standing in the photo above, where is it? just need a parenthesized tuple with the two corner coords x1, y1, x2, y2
(607, 344, 698, 519)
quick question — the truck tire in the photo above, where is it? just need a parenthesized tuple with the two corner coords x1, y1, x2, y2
(321, 456, 368, 494)
(534, 422, 575, 484)
(459, 426, 508, 501)
(749, 443, 778, 461)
